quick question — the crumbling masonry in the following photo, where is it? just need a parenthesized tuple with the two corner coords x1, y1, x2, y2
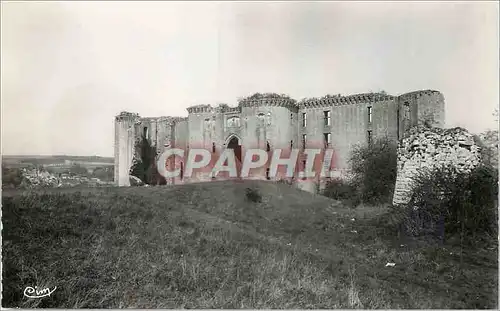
(392, 126, 482, 206)
(114, 89, 445, 193)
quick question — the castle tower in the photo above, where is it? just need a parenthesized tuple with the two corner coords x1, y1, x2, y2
(114, 112, 140, 186)
(238, 94, 299, 181)
(397, 90, 445, 139)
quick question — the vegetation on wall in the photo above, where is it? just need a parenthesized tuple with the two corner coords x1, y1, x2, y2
(238, 93, 296, 104)
(130, 135, 166, 185)
(298, 94, 343, 104)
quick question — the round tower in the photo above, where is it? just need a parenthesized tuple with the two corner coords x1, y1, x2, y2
(397, 90, 445, 137)
(114, 111, 140, 186)
(238, 94, 299, 180)
(186, 104, 217, 182)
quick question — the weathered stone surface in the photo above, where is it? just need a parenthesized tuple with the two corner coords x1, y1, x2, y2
(392, 126, 482, 206)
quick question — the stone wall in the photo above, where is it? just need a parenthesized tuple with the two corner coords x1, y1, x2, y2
(392, 126, 482, 206)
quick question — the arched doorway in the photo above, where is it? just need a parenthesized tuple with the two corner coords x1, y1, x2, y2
(227, 136, 242, 163)
(226, 135, 242, 178)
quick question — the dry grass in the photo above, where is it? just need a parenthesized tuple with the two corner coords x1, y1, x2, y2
(2, 181, 498, 308)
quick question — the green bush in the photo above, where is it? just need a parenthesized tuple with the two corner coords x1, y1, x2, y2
(322, 179, 360, 207)
(68, 164, 88, 177)
(407, 164, 498, 242)
(348, 138, 398, 205)
(245, 187, 262, 203)
(92, 167, 114, 182)
(2, 166, 24, 189)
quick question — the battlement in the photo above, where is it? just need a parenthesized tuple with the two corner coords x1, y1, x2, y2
(186, 103, 243, 114)
(171, 116, 188, 123)
(237, 93, 298, 111)
(397, 90, 443, 102)
(116, 112, 187, 125)
(115, 111, 140, 122)
(186, 104, 214, 114)
(238, 98, 298, 111)
(298, 92, 395, 109)
(216, 104, 241, 113)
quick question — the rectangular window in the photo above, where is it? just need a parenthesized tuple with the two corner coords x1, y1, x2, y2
(302, 134, 307, 150)
(367, 130, 372, 145)
(368, 106, 372, 123)
(180, 162, 184, 180)
(212, 142, 216, 153)
(323, 133, 331, 148)
(404, 103, 410, 120)
(302, 113, 307, 127)
(324, 110, 331, 126)
(397, 108, 400, 140)
(302, 160, 307, 180)
(290, 140, 293, 149)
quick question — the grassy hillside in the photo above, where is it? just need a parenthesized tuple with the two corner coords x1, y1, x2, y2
(2, 181, 497, 308)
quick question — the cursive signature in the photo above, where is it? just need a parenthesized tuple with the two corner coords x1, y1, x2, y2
(24, 286, 57, 299)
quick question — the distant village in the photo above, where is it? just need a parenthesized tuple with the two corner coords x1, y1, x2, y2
(2, 156, 114, 189)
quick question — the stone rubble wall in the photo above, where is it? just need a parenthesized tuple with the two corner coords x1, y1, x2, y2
(392, 126, 482, 206)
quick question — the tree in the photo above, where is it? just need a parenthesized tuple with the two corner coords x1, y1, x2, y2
(2, 165, 24, 188)
(68, 164, 88, 176)
(92, 167, 114, 182)
(130, 135, 166, 185)
(348, 137, 398, 204)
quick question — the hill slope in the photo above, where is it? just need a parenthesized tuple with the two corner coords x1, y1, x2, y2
(2, 181, 497, 308)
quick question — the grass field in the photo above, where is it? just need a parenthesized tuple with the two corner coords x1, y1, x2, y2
(2, 181, 498, 308)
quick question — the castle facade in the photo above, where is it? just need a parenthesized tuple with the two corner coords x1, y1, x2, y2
(114, 90, 445, 191)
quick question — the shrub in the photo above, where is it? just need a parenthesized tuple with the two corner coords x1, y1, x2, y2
(348, 138, 398, 205)
(92, 167, 114, 182)
(2, 166, 24, 189)
(475, 130, 499, 169)
(68, 164, 89, 177)
(322, 179, 360, 207)
(407, 164, 498, 242)
(245, 187, 262, 203)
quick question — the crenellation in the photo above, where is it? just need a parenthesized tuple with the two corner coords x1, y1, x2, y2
(297, 92, 397, 109)
(397, 89, 442, 101)
(115, 111, 140, 122)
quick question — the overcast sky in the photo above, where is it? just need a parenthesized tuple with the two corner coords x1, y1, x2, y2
(1, 1, 498, 157)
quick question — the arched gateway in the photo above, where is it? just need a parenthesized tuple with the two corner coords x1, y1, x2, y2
(225, 134, 242, 177)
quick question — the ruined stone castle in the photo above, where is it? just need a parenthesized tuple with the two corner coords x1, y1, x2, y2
(114, 90, 445, 191)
